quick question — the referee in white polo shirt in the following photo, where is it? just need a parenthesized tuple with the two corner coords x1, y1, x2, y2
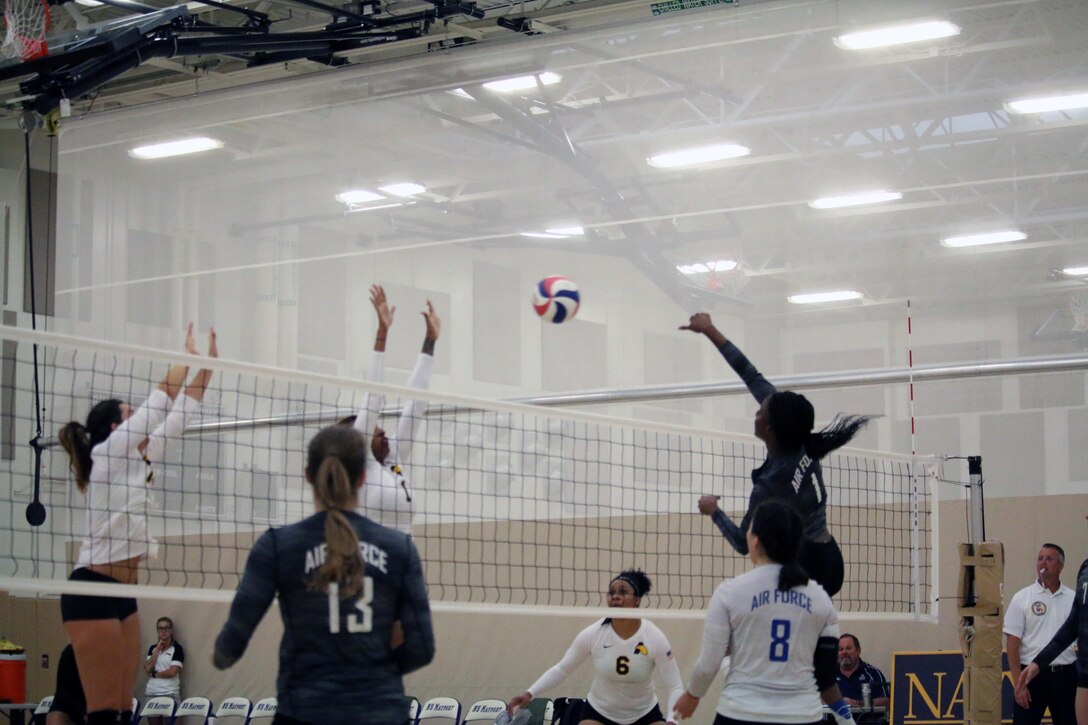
(1004, 543, 1077, 725)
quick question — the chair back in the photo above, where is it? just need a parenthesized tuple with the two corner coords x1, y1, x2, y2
(33, 696, 54, 715)
(214, 696, 252, 723)
(464, 699, 506, 723)
(250, 697, 278, 721)
(172, 696, 213, 724)
(418, 696, 463, 725)
(140, 695, 178, 722)
(409, 696, 420, 723)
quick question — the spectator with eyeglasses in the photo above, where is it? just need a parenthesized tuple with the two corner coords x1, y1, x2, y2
(144, 617, 185, 722)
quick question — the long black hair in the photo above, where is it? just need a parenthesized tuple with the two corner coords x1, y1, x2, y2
(749, 498, 808, 591)
(58, 398, 124, 492)
(766, 390, 873, 459)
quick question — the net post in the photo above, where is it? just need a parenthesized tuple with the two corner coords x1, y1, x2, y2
(957, 456, 1003, 725)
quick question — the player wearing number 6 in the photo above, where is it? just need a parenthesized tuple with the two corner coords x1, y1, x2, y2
(213, 425, 435, 725)
(674, 500, 853, 725)
(506, 570, 684, 725)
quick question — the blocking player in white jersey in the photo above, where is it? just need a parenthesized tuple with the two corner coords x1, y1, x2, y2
(506, 570, 684, 725)
(674, 499, 856, 725)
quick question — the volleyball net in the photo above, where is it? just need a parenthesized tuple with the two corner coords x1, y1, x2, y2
(0, 326, 937, 620)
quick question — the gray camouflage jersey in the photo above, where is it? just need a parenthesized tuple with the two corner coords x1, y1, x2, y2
(214, 510, 434, 724)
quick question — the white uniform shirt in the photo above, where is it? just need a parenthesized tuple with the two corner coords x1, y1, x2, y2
(76, 391, 201, 567)
(145, 641, 185, 698)
(1003, 581, 1077, 665)
(354, 351, 432, 535)
(687, 564, 839, 724)
(527, 618, 684, 725)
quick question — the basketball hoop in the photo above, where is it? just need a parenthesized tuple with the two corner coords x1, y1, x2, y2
(2, 0, 51, 61)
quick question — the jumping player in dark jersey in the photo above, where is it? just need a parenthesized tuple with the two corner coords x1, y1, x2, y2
(681, 313, 873, 598)
(213, 425, 435, 725)
(1018, 556, 1088, 725)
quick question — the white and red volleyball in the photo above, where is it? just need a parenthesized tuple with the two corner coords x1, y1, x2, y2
(532, 276, 580, 323)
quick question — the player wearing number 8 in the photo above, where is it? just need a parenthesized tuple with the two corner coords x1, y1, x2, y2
(213, 425, 435, 725)
(674, 500, 849, 725)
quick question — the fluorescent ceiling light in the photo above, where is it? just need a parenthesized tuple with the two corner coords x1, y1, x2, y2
(345, 202, 405, 214)
(809, 191, 903, 209)
(546, 226, 584, 236)
(646, 143, 751, 169)
(788, 290, 863, 304)
(677, 259, 737, 274)
(834, 20, 960, 50)
(483, 72, 561, 93)
(519, 231, 570, 239)
(129, 137, 223, 159)
(1062, 266, 1088, 276)
(379, 182, 426, 197)
(940, 230, 1026, 248)
(335, 189, 384, 204)
(74, 0, 105, 6)
(1005, 92, 1088, 114)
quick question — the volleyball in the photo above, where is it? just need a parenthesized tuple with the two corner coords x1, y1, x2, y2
(532, 276, 580, 323)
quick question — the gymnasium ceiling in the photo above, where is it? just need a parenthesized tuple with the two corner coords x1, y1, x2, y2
(12, 0, 1088, 348)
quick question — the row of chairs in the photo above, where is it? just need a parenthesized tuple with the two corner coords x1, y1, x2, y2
(32, 693, 550, 725)
(31, 695, 277, 724)
(414, 696, 557, 725)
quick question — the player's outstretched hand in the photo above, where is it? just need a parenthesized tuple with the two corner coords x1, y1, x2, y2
(184, 322, 198, 355)
(370, 284, 396, 330)
(207, 327, 218, 359)
(423, 299, 441, 340)
(697, 495, 721, 516)
(679, 313, 714, 334)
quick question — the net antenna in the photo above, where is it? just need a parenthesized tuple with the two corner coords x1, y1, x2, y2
(1, 0, 50, 61)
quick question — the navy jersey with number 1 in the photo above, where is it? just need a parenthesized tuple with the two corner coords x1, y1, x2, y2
(214, 510, 434, 724)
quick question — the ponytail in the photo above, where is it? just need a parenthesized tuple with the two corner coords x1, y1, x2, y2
(767, 391, 874, 460)
(58, 398, 123, 492)
(58, 422, 92, 492)
(749, 498, 808, 591)
(805, 414, 875, 460)
(305, 425, 368, 598)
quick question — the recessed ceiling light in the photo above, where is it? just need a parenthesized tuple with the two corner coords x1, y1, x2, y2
(546, 226, 584, 236)
(787, 290, 863, 304)
(1062, 266, 1088, 277)
(809, 191, 903, 209)
(378, 182, 426, 197)
(482, 72, 561, 93)
(1005, 92, 1088, 114)
(129, 137, 223, 159)
(940, 230, 1026, 248)
(707, 259, 738, 271)
(335, 189, 384, 204)
(646, 143, 751, 169)
(74, 0, 105, 6)
(834, 20, 960, 50)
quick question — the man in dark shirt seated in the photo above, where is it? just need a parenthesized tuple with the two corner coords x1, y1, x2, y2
(836, 634, 890, 708)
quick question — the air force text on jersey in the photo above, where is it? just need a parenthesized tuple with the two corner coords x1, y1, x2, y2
(751, 588, 814, 613)
(304, 541, 390, 575)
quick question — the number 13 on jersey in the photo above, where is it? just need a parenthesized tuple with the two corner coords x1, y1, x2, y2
(328, 578, 375, 633)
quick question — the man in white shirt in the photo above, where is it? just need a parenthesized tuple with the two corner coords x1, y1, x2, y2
(1004, 543, 1077, 725)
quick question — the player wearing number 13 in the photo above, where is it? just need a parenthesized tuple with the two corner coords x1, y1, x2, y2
(213, 425, 435, 725)
(674, 500, 850, 725)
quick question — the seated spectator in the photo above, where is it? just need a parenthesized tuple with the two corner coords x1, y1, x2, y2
(836, 634, 889, 707)
(144, 616, 185, 724)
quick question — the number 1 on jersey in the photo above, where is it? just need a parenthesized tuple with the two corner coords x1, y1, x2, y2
(769, 619, 791, 662)
(328, 577, 374, 633)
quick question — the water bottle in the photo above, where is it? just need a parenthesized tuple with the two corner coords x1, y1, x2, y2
(861, 682, 872, 709)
